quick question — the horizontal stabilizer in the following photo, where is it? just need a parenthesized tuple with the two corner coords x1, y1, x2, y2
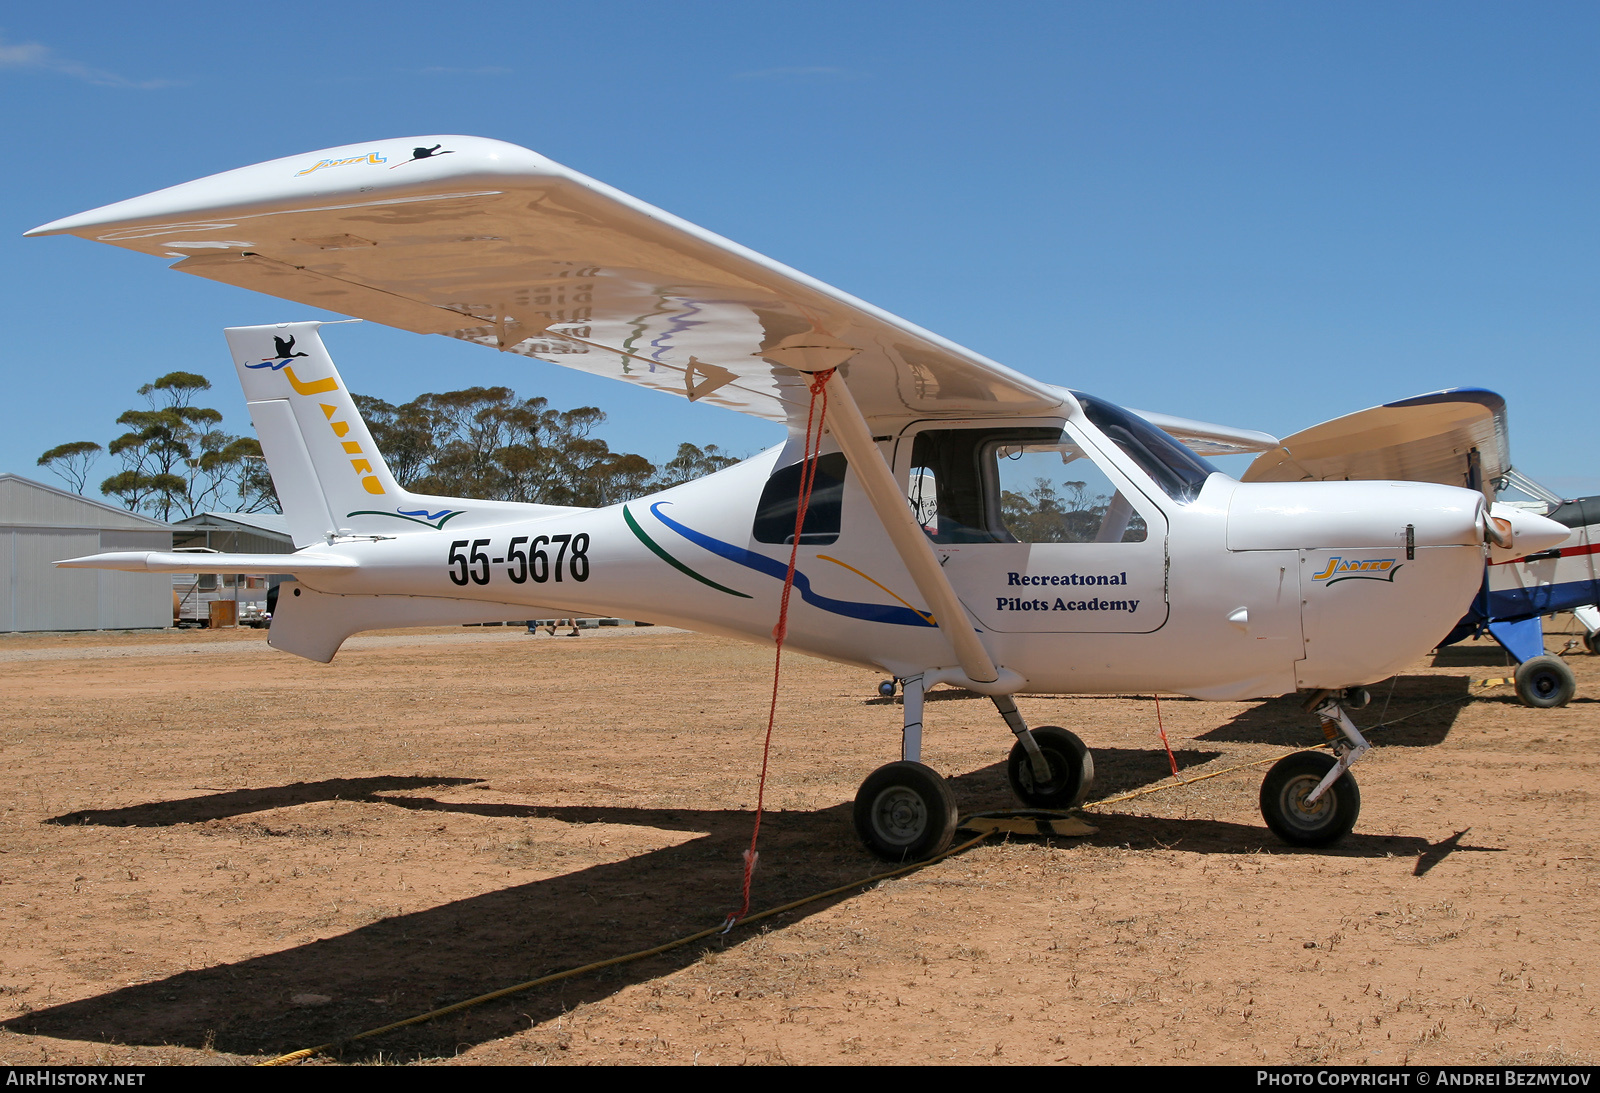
(55, 551, 354, 574)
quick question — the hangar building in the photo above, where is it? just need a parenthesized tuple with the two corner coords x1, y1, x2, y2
(0, 473, 173, 632)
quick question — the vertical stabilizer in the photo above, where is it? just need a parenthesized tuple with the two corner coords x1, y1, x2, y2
(225, 322, 401, 547)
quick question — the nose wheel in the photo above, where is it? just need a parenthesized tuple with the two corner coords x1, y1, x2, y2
(1259, 750, 1361, 846)
(853, 761, 959, 861)
(1258, 693, 1372, 846)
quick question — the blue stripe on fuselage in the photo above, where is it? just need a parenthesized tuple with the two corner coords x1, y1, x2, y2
(648, 502, 935, 627)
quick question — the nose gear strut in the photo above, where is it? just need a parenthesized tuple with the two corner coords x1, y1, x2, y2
(1258, 689, 1372, 847)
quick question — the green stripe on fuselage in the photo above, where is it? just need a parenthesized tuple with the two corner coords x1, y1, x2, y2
(622, 504, 752, 598)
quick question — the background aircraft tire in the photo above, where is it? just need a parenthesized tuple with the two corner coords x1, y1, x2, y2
(1514, 655, 1577, 708)
(853, 761, 959, 862)
(1259, 750, 1360, 847)
(1586, 632, 1600, 656)
(1006, 726, 1095, 810)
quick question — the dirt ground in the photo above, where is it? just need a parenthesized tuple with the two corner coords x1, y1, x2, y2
(0, 620, 1595, 1067)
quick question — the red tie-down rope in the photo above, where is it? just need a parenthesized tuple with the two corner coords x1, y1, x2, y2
(1154, 693, 1180, 777)
(724, 367, 835, 931)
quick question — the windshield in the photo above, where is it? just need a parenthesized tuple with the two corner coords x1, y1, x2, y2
(1069, 392, 1218, 504)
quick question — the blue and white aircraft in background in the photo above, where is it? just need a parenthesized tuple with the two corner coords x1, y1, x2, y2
(1244, 390, 1598, 708)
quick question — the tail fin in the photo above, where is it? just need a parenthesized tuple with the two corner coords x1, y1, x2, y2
(229, 321, 591, 546)
(226, 322, 408, 546)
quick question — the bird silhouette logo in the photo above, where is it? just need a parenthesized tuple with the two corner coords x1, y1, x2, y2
(390, 144, 455, 169)
(245, 334, 311, 370)
(273, 335, 310, 359)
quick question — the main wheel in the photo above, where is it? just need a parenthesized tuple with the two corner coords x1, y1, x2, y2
(1585, 631, 1600, 656)
(1259, 751, 1360, 847)
(853, 761, 959, 862)
(1006, 726, 1095, 810)
(1514, 655, 1576, 708)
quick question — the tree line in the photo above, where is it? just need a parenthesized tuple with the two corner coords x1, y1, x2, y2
(37, 373, 741, 520)
(37, 372, 273, 522)
(353, 386, 739, 506)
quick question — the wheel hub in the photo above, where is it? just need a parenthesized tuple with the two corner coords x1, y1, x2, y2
(871, 786, 928, 845)
(1283, 775, 1333, 827)
(1018, 751, 1062, 794)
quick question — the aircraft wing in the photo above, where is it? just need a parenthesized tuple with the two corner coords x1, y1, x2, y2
(27, 135, 1068, 430)
(1242, 388, 1508, 500)
(1128, 409, 1278, 457)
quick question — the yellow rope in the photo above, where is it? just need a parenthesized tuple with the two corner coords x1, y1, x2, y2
(1082, 686, 1481, 810)
(1082, 744, 1324, 809)
(260, 830, 991, 1066)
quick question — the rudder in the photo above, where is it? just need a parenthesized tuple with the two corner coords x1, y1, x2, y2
(225, 322, 403, 547)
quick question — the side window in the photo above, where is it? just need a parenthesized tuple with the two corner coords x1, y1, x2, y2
(753, 452, 848, 545)
(909, 426, 1149, 544)
(990, 439, 1147, 543)
(911, 429, 1045, 543)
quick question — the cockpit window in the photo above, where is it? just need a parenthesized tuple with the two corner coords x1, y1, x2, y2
(989, 438, 1148, 543)
(908, 427, 1149, 544)
(1070, 392, 1217, 504)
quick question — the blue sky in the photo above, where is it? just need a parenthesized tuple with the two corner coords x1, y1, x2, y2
(3, 2, 1596, 497)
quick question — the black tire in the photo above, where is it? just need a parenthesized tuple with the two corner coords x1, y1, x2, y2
(1514, 655, 1576, 708)
(853, 761, 959, 862)
(1585, 631, 1600, 656)
(1259, 750, 1360, 847)
(1006, 726, 1095, 810)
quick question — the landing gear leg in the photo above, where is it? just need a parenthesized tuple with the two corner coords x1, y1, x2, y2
(1259, 693, 1369, 846)
(900, 673, 924, 762)
(994, 695, 1096, 809)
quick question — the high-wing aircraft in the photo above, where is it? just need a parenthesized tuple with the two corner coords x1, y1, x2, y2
(29, 136, 1569, 860)
(1244, 389, 1598, 708)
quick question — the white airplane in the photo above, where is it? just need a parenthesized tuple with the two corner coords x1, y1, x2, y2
(1244, 388, 1599, 708)
(30, 136, 1568, 860)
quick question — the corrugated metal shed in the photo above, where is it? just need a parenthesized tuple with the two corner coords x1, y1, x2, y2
(169, 512, 293, 624)
(0, 473, 173, 632)
(173, 511, 292, 554)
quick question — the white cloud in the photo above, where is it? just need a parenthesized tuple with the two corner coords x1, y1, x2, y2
(0, 30, 174, 89)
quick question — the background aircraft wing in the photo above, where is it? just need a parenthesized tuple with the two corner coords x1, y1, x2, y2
(1128, 409, 1278, 457)
(1242, 388, 1508, 499)
(28, 135, 1067, 431)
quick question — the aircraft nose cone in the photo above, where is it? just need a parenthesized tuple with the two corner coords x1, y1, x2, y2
(1487, 504, 1569, 562)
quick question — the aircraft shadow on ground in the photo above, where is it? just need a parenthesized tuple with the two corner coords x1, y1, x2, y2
(1430, 646, 1517, 669)
(44, 777, 486, 828)
(10, 760, 1458, 1060)
(861, 686, 985, 706)
(1197, 674, 1473, 748)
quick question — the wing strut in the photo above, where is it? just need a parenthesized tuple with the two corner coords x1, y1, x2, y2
(813, 368, 1017, 693)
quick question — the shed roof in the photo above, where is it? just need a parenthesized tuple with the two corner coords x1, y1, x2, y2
(175, 511, 291, 539)
(0, 473, 172, 531)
